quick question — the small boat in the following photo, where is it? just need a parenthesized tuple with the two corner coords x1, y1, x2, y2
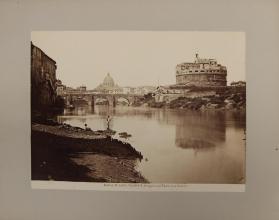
(105, 129, 116, 136)
(119, 132, 132, 138)
(119, 132, 127, 136)
(96, 129, 116, 136)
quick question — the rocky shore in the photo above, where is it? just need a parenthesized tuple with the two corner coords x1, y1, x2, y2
(31, 122, 147, 183)
(148, 87, 246, 111)
(168, 91, 246, 111)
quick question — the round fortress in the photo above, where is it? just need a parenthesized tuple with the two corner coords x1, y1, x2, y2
(176, 54, 227, 87)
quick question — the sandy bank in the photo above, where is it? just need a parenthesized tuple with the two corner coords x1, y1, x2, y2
(32, 123, 142, 159)
(32, 123, 107, 140)
(31, 123, 147, 183)
(71, 153, 147, 183)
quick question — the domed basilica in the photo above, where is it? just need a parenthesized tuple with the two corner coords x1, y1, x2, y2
(95, 73, 122, 93)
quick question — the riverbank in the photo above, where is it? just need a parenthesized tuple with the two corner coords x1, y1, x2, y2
(31, 123, 147, 183)
(168, 92, 246, 111)
(147, 87, 246, 111)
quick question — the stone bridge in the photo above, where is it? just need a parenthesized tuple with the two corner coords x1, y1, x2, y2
(62, 92, 144, 107)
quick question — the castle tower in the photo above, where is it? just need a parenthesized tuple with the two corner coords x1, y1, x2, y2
(176, 54, 227, 87)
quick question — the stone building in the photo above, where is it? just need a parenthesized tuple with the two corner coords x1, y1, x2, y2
(76, 85, 87, 92)
(56, 80, 66, 96)
(31, 42, 57, 111)
(176, 53, 227, 87)
(134, 86, 156, 95)
(94, 73, 122, 94)
(122, 87, 135, 94)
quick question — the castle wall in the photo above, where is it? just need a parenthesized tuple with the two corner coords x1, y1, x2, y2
(176, 73, 227, 87)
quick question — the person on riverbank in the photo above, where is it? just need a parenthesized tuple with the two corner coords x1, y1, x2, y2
(84, 123, 92, 131)
(106, 115, 111, 130)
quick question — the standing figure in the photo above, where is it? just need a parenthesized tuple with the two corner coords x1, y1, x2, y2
(106, 115, 111, 130)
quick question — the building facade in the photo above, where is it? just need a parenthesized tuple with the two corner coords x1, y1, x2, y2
(31, 42, 57, 111)
(176, 54, 227, 87)
(122, 87, 135, 94)
(134, 86, 156, 95)
(56, 80, 66, 96)
(76, 85, 87, 92)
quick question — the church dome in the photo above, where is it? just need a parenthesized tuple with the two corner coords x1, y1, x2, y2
(95, 72, 121, 93)
(103, 73, 115, 87)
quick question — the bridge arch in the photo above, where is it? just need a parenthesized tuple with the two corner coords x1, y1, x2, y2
(115, 96, 131, 106)
(94, 97, 109, 105)
(114, 95, 135, 106)
(63, 93, 141, 108)
(92, 95, 116, 107)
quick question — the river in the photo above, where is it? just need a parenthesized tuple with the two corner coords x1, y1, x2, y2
(57, 105, 246, 184)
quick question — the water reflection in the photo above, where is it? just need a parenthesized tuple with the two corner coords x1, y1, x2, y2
(175, 112, 223, 150)
(58, 105, 246, 184)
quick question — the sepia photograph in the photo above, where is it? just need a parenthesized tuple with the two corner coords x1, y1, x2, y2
(2, 0, 279, 218)
(31, 31, 246, 190)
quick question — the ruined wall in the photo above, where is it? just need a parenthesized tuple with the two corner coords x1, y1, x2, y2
(31, 42, 57, 112)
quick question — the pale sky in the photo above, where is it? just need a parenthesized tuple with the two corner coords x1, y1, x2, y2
(31, 31, 245, 89)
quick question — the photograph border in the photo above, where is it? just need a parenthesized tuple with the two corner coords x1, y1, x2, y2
(1, 1, 278, 220)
